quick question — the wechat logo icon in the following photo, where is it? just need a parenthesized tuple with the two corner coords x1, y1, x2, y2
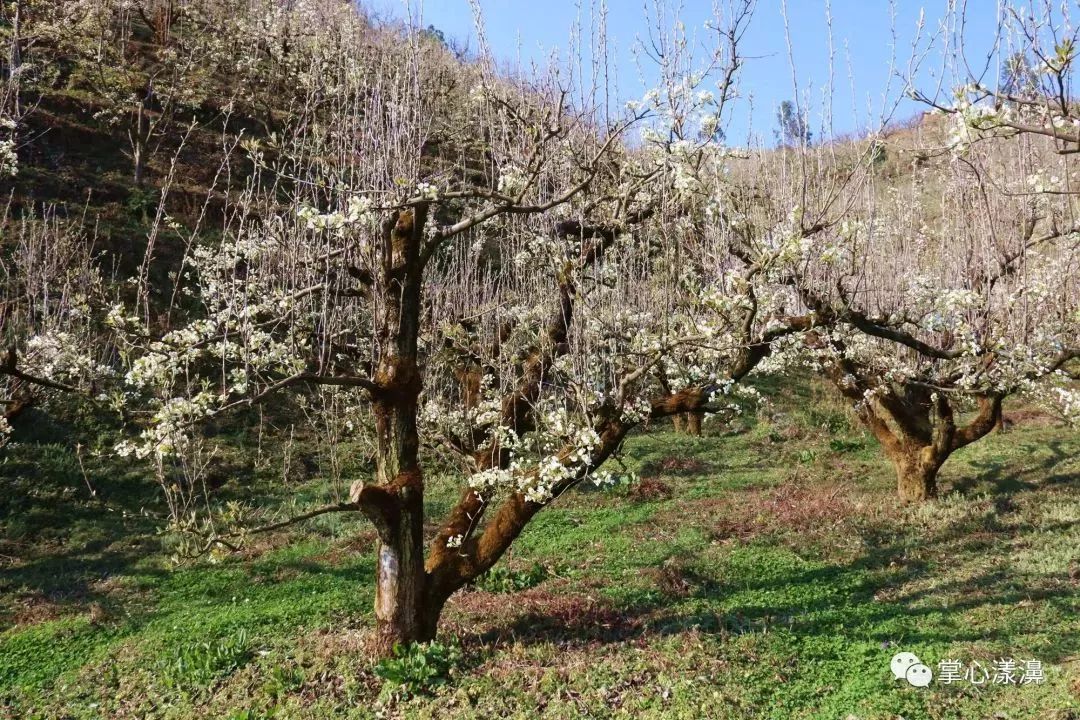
(891, 652, 933, 688)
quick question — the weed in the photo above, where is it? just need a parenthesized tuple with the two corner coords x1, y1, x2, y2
(373, 641, 462, 698)
(473, 562, 548, 593)
(158, 628, 252, 694)
(224, 708, 281, 720)
(802, 405, 852, 434)
(262, 663, 304, 700)
(829, 437, 865, 453)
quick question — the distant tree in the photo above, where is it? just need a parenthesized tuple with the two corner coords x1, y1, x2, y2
(40, 1, 214, 187)
(788, 125, 1080, 501)
(423, 24, 447, 46)
(0, 210, 111, 443)
(1000, 52, 1040, 100)
(775, 100, 811, 146)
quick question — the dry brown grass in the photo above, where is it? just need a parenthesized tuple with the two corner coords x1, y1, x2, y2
(4, 592, 66, 627)
(446, 586, 646, 652)
(652, 475, 892, 546)
(628, 477, 674, 501)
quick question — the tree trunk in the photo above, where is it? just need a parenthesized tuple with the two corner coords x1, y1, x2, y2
(153, 4, 173, 45)
(370, 375, 430, 655)
(133, 145, 145, 187)
(131, 102, 147, 187)
(685, 411, 704, 436)
(373, 507, 440, 653)
(368, 207, 438, 656)
(892, 449, 941, 503)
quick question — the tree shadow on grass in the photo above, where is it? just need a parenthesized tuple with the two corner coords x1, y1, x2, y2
(460, 497, 1080, 666)
(950, 439, 1078, 497)
(0, 423, 171, 628)
(0, 415, 377, 632)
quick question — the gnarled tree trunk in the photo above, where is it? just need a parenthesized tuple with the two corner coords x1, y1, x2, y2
(889, 446, 943, 503)
(352, 470, 442, 655)
(825, 359, 1003, 503)
(372, 498, 433, 651)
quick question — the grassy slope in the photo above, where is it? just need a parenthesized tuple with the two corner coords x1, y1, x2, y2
(0, 380, 1078, 719)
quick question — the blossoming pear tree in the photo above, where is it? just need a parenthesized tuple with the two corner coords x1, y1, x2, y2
(102, 0, 847, 651)
(0, 209, 111, 443)
(775, 5, 1080, 502)
(790, 117, 1079, 501)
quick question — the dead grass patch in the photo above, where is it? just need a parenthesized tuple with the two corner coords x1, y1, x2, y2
(641, 559, 697, 598)
(640, 456, 713, 478)
(658, 478, 879, 543)
(298, 624, 376, 660)
(447, 587, 646, 651)
(4, 592, 67, 627)
(629, 477, 674, 502)
(1004, 408, 1064, 427)
(235, 531, 299, 560)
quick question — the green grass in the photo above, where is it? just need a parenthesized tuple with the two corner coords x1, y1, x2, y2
(1, 386, 1078, 719)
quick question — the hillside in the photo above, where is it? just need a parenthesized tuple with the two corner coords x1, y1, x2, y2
(2, 2, 1079, 719)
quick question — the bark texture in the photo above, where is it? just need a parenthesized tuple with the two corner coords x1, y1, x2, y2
(364, 208, 443, 653)
(891, 447, 943, 502)
(826, 359, 1003, 503)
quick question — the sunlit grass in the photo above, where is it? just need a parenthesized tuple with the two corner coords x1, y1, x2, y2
(1, 388, 1078, 719)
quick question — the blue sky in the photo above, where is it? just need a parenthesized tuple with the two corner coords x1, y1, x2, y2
(366, 1, 1003, 144)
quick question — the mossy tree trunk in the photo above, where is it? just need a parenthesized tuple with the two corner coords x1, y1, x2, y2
(826, 361, 1003, 503)
(358, 213, 642, 655)
(360, 207, 435, 653)
(890, 446, 944, 502)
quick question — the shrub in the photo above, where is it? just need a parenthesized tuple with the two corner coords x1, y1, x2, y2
(803, 406, 851, 434)
(829, 438, 865, 453)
